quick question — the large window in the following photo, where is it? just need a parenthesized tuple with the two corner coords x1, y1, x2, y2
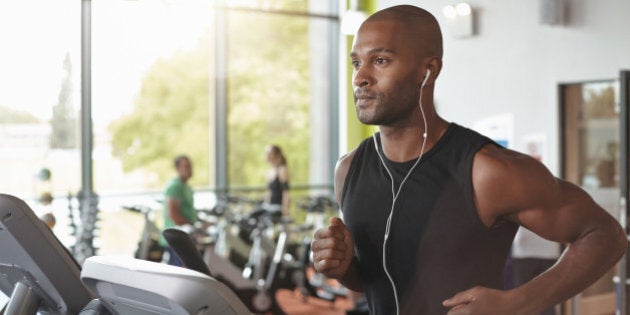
(0, 1, 81, 247)
(0, 0, 339, 258)
(94, 1, 214, 193)
(97, 0, 339, 195)
(222, 2, 339, 190)
(0, 1, 81, 195)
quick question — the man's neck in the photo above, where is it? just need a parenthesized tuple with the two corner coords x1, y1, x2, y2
(378, 117, 449, 162)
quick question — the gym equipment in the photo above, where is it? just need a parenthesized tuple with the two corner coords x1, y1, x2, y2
(0, 193, 94, 314)
(162, 201, 312, 314)
(163, 209, 303, 315)
(123, 204, 164, 262)
(66, 191, 100, 265)
(0, 193, 254, 315)
(81, 255, 251, 315)
(295, 195, 348, 303)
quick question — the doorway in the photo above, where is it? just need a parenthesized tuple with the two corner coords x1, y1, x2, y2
(560, 71, 630, 315)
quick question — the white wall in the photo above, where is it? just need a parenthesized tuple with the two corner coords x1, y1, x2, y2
(378, 0, 630, 175)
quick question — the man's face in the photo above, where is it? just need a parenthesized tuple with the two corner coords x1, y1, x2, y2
(350, 20, 423, 126)
(177, 158, 193, 181)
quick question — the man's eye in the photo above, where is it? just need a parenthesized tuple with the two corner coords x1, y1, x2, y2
(351, 60, 360, 68)
(375, 58, 387, 64)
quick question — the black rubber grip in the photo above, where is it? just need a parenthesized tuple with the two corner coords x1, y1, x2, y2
(162, 228, 212, 277)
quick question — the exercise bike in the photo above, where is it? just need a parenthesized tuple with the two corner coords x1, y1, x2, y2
(169, 202, 305, 314)
(122, 204, 164, 262)
(294, 195, 349, 303)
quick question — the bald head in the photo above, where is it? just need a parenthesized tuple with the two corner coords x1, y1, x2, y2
(364, 5, 443, 59)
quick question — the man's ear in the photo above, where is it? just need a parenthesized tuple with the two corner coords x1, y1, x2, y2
(424, 56, 442, 80)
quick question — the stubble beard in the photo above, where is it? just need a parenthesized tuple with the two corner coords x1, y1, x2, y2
(356, 91, 417, 127)
(356, 94, 385, 125)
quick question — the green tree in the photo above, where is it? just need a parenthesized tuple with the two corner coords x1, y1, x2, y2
(226, 10, 310, 187)
(50, 52, 77, 149)
(109, 1, 313, 190)
(0, 106, 40, 124)
(109, 43, 210, 188)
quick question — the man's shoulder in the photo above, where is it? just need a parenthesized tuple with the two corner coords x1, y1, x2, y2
(333, 148, 360, 205)
(165, 178, 185, 193)
(472, 145, 528, 191)
(473, 144, 536, 174)
(165, 177, 183, 187)
(336, 135, 375, 170)
(337, 149, 357, 169)
(335, 147, 361, 180)
(472, 144, 557, 224)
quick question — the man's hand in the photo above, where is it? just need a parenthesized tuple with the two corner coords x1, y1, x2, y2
(311, 217, 354, 280)
(443, 286, 529, 315)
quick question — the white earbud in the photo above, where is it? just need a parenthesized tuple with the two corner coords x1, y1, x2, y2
(421, 69, 431, 88)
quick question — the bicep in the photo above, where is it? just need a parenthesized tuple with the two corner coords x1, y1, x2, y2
(508, 179, 610, 244)
(474, 145, 609, 243)
(167, 198, 181, 215)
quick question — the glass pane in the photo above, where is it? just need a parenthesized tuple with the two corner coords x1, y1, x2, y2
(91, 0, 213, 255)
(578, 82, 620, 189)
(93, 0, 213, 193)
(562, 80, 620, 312)
(0, 1, 81, 246)
(225, 7, 336, 197)
(226, 10, 309, 188)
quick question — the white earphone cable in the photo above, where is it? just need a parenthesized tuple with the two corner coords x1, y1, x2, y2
(373, 69, 431, 315)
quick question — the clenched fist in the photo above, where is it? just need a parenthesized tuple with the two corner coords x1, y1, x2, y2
(311, 217, 355, 280)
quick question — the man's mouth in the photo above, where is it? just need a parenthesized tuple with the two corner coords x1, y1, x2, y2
(356, 95, 375, 100)
(355, 90, 377, 106)
(354, 89, 376, 99)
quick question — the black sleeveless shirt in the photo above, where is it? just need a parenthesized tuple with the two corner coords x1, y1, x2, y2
(268, 175, 288, 205)
(341, 123, 518, 315)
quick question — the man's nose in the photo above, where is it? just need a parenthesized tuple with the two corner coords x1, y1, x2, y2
(353, 66, 372, 88)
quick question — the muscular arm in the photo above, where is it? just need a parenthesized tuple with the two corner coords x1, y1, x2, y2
(472, 145, 627, 313)
(313, 151, 363, 292)
(167, 198, 191, 226)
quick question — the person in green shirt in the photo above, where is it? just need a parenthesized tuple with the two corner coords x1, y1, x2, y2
(161, 154, 197, 266)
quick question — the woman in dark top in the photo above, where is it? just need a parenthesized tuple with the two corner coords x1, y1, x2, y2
(264, 144, 290, 217)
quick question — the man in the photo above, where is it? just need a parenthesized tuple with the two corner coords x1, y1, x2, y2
(311, 5, 627, 315)
(161, 154, 197, 266)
